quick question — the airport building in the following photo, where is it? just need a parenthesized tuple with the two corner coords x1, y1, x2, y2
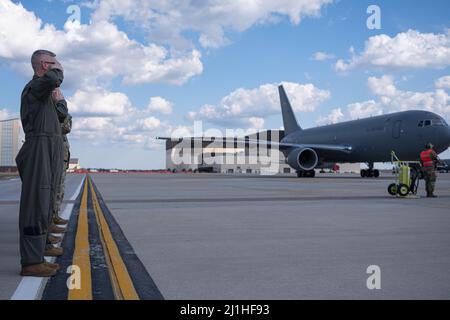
(0, 118, 23, 171)
(164, 130, 294, 174)
(68, 158, 80, 172)
(164, 129, 364, 175)
(335, 163, 361, 174)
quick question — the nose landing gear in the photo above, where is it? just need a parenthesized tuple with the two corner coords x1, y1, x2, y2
(360, 169, 380, 178)
(360, 163, 380, 178)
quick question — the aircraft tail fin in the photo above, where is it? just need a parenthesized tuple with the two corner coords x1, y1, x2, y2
(278, 85, 301, 135)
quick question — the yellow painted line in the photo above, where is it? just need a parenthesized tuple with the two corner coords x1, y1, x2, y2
(88, 177, 139, 300)
(68, 177, 92, 300)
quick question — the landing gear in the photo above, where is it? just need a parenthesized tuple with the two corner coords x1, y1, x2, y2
(360, 163, 380, 178)
(297, 170, 316, 178)
(360, 169, 380, 177)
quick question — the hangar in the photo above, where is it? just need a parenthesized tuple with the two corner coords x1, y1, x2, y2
(163, 130, 360, 174)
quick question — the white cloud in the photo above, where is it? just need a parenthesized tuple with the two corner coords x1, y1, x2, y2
(435, 76, 450, 89)
(88, 0, 333, 49)
(148, 97, 173, 115)
(367, 75, 450, 116)
(71, 117, 115, 140)
(335, 30, 450, 72)
(247, 117, 265, 130)
(368, 75, 397, 96)
(312, 51, 335, 61)
(136, 117, 162, 131)
(68, 87, 134, 117)
(347, 100, 383, 120)
(71, 112, 172, 149)
(187, 82, 330, 129)
(67, 88, 191, 149)
(315, 75, 450, 125)
(316, 108, 344, 125)
(0, 0, 203, 87)
(334, 60, 347, 73)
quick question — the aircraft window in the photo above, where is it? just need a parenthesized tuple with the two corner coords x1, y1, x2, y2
(432, 119, 445, 126)
(424, 120, 431, 126)
(418, 121, 424, 127)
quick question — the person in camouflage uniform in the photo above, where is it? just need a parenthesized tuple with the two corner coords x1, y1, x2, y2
(420, 143, 441, 198)
(46, 115, 71, 247)
(53, 114, 72, 225)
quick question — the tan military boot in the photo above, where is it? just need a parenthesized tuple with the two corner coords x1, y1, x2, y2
(44, 261, 60, 270)
(20, 263, 57, 277)
(48, 235, 62, 244)
(44, 247, 64, 257)
(49, 224, 66, 234)
(53, 216, 69, 225)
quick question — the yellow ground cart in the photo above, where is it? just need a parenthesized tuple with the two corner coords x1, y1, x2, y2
(388, 151, 421, 198)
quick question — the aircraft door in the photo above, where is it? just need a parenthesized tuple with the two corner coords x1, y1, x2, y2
(433, 126, 439, 148)
(392, 120, 402, 139)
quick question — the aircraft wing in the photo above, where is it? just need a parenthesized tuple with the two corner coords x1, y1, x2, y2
(155, 137, 353, 154)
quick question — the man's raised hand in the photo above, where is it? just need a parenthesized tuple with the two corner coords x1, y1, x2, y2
(52, 88, 65, 102)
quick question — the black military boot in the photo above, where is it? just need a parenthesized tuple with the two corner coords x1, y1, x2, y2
(53, 216, 69, 225)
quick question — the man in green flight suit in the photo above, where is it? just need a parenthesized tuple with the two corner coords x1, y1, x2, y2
(16, 50, 67, 277)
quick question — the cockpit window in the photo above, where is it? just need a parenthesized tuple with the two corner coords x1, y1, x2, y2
(432, 119, 446, 126)
(419, 119, 448, 128)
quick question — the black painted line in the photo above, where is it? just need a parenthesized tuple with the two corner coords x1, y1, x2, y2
(86, 182, 115, 300)
(90, 177, 164, 300)
(42, 179, 84, 300)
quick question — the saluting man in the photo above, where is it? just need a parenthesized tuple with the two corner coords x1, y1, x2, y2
(16, 50, 67, 277)
(420, 143, 439, 198)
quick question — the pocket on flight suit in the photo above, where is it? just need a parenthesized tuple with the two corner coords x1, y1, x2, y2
(15, 142, 30, 180)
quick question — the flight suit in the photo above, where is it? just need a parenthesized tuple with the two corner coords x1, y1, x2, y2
(420, 149, 438, 197)
(53, 115, 72, 218)
(16, 69, 67, 267)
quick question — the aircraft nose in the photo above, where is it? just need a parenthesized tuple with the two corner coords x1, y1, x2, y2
(442, 126, 450, 148)
(446, 126, 450, 140)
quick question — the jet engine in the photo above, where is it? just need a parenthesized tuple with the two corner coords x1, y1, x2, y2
(287, 148, 319, 171)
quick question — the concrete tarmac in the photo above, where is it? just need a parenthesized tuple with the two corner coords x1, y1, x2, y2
(0, 174, 84, 300)
(89, 172, 450, 299)
(1, 172, 450, 299)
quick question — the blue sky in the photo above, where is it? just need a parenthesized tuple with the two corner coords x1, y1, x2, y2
(0, 0, 449, 168)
